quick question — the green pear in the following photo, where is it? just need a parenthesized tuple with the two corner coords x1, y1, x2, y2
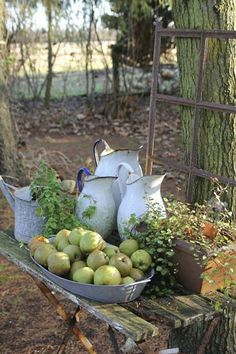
(80, 231, 104, 254)
(104, 245, 120, 258)
(109, 253, 133, 277)
(94, 265, 121, 285)
(87, 250, 109, 271)
(28, 235, 49, 256)
(69, 260, 87, 279)
(57, 238, 70, 251)
(119, 239, 139, 257)
(73, 267, 94, 284)
(63, 245, 82, 262)
(54, 229, 70, 247)
(121, 276, 135, 285)
(48, 252, 71, 275)
(68, 227, 88, 246)
(130, 268, 145, 281)
(131, 250, 152, 272)
(34, 244, 56, 267)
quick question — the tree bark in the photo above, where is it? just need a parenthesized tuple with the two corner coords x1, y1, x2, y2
(173, 0, 236, 217)
(0, 0, 24, 179)
(44, 0, 53, 108)
(169, 303, 236, 353)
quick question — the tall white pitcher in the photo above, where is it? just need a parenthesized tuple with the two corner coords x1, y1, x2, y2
(93, 138, 143, 177)
(76, 168, 116, 239)
(117, 171, 166, 240)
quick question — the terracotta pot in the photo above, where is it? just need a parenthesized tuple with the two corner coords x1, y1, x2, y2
(172, 239, 236, 294)
(202, 221, 218, 239)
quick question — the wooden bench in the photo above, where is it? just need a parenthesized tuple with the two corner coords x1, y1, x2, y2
(1, 231, 235, 353)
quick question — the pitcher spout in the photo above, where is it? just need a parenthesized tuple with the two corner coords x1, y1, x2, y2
(0, 176, 15, 211)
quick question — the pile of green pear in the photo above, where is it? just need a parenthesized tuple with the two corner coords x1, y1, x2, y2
(29, 228, 153, 286)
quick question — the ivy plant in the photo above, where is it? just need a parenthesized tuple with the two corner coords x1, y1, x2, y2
(127, 204, 177, 297)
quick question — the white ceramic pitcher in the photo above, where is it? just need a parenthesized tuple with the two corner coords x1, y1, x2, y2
(76, 167, 116, 239)
(93, 138, 143, 177)
(117, 172, 166, 240)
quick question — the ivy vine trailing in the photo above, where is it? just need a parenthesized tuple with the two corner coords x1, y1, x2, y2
(129, 189, 236, 297)
(30, 160, 82, 237)
(128, 203, 177, 297)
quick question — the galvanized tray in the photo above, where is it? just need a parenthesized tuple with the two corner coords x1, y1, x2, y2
(31, 256, 154, 303)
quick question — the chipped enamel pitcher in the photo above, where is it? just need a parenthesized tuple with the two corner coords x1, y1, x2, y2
(117, 168, 166, 240)
(76, 168, 116, 239)
(93, 138, 143, 178)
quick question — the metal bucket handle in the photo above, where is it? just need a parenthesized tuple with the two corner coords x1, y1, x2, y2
(77, 167, 91, 192)
(93, 139, 111, 167)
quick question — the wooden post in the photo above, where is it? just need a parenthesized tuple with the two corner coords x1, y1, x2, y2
(145, 22, 162, 175)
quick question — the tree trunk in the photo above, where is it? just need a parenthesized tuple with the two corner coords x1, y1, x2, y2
(0, 1, 24, 179)
(169, 300, 236, 353)
(44, 0, 53, 109)
(111, 45, 120, 118)
(173, 0, 236, 217)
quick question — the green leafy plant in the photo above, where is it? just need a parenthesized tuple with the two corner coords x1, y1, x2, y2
(127, 205, 177, 297)
(30, 160, 82, 237)
(126, 182, 236, 296)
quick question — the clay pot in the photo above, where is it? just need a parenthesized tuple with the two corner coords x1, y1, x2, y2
(172, 239, 236, 294)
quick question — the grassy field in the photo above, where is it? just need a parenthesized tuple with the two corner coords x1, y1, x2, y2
(9, 41, 177, 99)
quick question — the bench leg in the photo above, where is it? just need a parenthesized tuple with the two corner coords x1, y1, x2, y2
(32, 277, 97, 354)
(107, 325, 121, 354)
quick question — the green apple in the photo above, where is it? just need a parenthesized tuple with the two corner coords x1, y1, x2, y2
(103, 245, 120, 258)
(109, 253, 132, 277)
(69, 260, 87, 279)
(34, 243, 56, 267)
(119, 239, 139, 257)
(48, 252, 71, 275)
(130, 268, 145, 281)
(28, 235, 49, 256)
(121, 276, 135, 285)
(94, 265, 121, 285)
(57, 238, 70, 251)
(131, 250, 152, 272)
(73, 267, 94, 284)
(63, 245, 82, 262)
(54, 229, 70, 247)
(80, 231, 104, 254)
(87, 250, 109, 270)
(68, 227, 88, 246)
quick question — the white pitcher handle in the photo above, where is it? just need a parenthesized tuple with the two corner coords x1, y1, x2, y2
(116, 162, 134, 200)
(93, 139, 111, 167)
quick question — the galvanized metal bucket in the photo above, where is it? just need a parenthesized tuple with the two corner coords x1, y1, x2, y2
(0, 176, 45, 243)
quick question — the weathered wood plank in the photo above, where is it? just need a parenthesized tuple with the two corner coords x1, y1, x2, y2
(140, 298, 183, 328)
(139, 293, 220, 329)
(174, 294, 218, 321)
(0, 231, 158, 342)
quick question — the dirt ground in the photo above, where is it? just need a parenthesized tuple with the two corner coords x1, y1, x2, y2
(0, 96, 184, 353)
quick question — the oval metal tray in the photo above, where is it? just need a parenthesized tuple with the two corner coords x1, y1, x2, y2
(31, 256, 154, 303)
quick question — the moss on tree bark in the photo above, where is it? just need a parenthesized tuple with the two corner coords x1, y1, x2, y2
(173, 0, 236, 216)
(0, 0, 24, 179)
